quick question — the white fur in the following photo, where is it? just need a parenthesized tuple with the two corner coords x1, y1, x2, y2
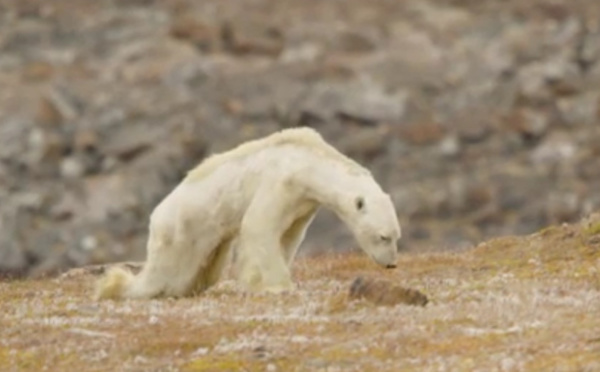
(94, 127, 401, 300)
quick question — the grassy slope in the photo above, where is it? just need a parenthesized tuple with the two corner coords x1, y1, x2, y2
(1, 215, 600, 372)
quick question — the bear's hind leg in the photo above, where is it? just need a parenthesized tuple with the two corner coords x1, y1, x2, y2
(129, 247, 198, 299)
(117, 228, 177, 299)
(134, 218, 219, 298)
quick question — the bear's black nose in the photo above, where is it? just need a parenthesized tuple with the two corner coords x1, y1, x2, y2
(385, 264, 397, 269)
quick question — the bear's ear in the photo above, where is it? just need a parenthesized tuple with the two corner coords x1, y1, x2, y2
(355, 196, 365, 211)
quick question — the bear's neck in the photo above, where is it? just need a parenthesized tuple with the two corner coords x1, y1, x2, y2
(295, 156, 367, 220)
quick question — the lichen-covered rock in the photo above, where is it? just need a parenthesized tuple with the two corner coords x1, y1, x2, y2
(349, 276, 429, 307)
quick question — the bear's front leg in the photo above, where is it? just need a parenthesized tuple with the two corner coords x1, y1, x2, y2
(238, 242, 294, 294)
(237, 226, 295, 293)
(236, 181, 296, 293)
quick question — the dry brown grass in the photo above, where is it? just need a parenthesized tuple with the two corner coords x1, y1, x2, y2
(1, 216, 600, 371)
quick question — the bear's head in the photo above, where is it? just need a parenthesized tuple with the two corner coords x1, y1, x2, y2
(341, 192, 401, 269)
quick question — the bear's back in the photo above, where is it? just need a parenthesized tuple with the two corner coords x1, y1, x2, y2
(184, 127, 367, 184)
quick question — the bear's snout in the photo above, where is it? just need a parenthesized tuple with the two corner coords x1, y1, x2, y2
(368, 250, 398, 269)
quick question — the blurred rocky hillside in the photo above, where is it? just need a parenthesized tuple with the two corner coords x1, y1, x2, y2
(1, 0, 599, 277)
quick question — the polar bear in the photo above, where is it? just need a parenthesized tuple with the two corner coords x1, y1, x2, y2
(95, 127, 401, 300)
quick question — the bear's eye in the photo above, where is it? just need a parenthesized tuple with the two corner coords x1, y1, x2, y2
(379, 235, 392, 243)
(355, 197, 365, 211)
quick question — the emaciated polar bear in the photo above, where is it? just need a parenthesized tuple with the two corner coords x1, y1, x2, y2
(95, 127, 401, 300)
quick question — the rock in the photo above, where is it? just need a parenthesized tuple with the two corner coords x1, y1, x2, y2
(35, 95, 64, 127)
(102, 124, 162, 161)
(0, 164, 7, 186)
(21, 61, 55, 81)
(497, 177, 537, 212)
(517, 57, 582, 103)
(50, 193, 81, 220)
(330, 30, 378, 54)
(337, 126, 389, 158)
(557, 92, 600, 127)
(580, 29, 600, 68)
(252, 345, 269, 359)
(391, 183, 451, 219)
(302, 81, 408, 125)
(377, 21, 444, 88)
(463, 183, 495, 213)
(13, 192, 44, 211)
(80, 235, 99, 252)
(0, 119, 28, 162)
(83, 173, 139, 223)
(74, 129, 100, 153)
(176, 124, 208, 161)
(0, 241, 27, 278)
(546, 192, 581, 224)
(517, 62, 552, 103)
(398, 121, 445, 146)
(222, 99, 244, 116)
(302, 57, 356, 82)
(409, 2, 473, 36)
(515, 206, 548, 235)
(34, 86, 81, 127)
(578, 154, 600, 181)
(504, 107, 551, 141)
(457, 120, 493, 144)
(26, 127, 68, 166)
(0, 208, 28, 277)
(169, 16, 218, 52)
(338, 85, 408, 125)
(113, 39, 200, 85)
(60, 156, 85, 179)
(28, 254, 70, 279)
(531, 132, 577, 166)
(408, 225, 431, 240)
(469, 203, 505, 229)
(221, 21, 284, 57)
(279, 42, 322, 64)
(441, 228, 476, 251)
(437, 135, 461, 157)
(349, 276, 429, 307)
(65, 244, 94, 267)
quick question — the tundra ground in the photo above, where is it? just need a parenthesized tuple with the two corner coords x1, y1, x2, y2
(1, 215, 600, 372)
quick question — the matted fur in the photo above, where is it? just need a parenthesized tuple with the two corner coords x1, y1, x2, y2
(184, 127, 368, 183)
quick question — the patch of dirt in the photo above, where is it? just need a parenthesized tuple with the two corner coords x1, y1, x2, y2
(1, 214, 599, 371)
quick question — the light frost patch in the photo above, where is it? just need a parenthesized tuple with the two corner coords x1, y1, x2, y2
(461, 321, 543, 336)
(532, 287, 600, 308)
(213, 331, 270, 354)
(337, 306, 404, 324)
(21, 315, 118, 327)
(229, 312, 331, 324)
(213, 331, 332, 354)
(105, 303, 136, 314)
(182, 301, 246, 320)
(67, 327, 115, 338)
(179, 283, 336, 324)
